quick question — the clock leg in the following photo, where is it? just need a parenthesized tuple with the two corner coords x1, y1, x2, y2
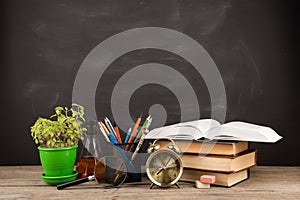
(175, 183, 180, 188)
(150, 183, 155, 189)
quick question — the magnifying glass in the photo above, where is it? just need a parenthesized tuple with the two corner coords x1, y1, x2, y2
(57, 156, 127, 190)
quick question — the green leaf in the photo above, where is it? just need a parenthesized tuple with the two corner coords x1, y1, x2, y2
(30, 103, 86, 147)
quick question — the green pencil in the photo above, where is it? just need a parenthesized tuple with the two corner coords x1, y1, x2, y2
(133, 115, 152, 143)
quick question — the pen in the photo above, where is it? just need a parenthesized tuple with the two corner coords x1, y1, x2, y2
(124, 127, 132, 143)
(145, 117, 152, 129)
(131, 128, 150, 161)
(125, 114, 142, 151)
(131, 117, 152, 161)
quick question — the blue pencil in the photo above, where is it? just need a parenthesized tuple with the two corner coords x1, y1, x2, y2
(124, 126, 132, 144)
(105, 117, 118, 139)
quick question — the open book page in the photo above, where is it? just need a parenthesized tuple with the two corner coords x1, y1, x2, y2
(145, 119, 221, 140)
(205, 121, 282, 143)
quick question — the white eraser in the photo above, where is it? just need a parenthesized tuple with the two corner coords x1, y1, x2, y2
(195, 180, 210, 189)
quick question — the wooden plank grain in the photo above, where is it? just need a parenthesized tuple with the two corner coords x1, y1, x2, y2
(0, 166, 299, 200)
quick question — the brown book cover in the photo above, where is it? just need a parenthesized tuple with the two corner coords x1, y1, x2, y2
(156, 139, 249, 156)
(180, 149, 257, 173)
(180, 168, 250, 187)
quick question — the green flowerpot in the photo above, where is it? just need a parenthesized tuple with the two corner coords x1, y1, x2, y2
(38, 145, 78, 177)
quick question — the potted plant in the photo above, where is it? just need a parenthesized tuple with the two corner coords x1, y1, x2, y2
(30, 103, 86, 185)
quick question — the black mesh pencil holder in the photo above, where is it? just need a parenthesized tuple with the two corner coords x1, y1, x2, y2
(114, 142, 141, 183)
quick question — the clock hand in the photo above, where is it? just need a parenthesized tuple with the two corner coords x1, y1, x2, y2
(156, 160, 176, 176)
(156, 156, 174, 175)
(157, 164, 177, 176)
(156, 167, 164, 175)
(164, 157, 173, 168)
(165, 164, 177, 169)
(156, 156, 165, 167)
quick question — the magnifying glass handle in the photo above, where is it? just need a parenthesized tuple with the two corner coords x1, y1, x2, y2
(57, 175, 95, 190)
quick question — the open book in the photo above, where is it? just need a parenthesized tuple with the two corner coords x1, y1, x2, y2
(145, 119, 282, 143)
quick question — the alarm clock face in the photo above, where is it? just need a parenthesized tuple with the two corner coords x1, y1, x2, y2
(146, 149, 183, 187)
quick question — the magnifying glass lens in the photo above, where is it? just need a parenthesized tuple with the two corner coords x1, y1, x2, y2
(96, 156, 127, 187)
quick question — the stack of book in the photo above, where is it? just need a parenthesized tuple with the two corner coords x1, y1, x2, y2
(146, 119, 282, 187)
(156, 140, 256, 187)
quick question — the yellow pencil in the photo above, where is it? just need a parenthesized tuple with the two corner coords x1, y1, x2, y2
(104, 118, 114, 134)
(98, 122, 110, 142)
(100, 121, 109, 134)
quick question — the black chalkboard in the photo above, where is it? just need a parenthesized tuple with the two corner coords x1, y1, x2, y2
(1, 0, 299, 165)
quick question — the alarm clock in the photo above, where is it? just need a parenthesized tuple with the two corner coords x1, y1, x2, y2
(145, 138, 183, 188)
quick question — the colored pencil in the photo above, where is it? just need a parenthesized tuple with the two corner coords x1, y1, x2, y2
(98, 122, 110, 142)
(114, 125, 122, 144)
(125, 114, 142, 151)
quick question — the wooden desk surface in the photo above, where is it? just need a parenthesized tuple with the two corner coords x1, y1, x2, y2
(0, 166, 299, 200)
